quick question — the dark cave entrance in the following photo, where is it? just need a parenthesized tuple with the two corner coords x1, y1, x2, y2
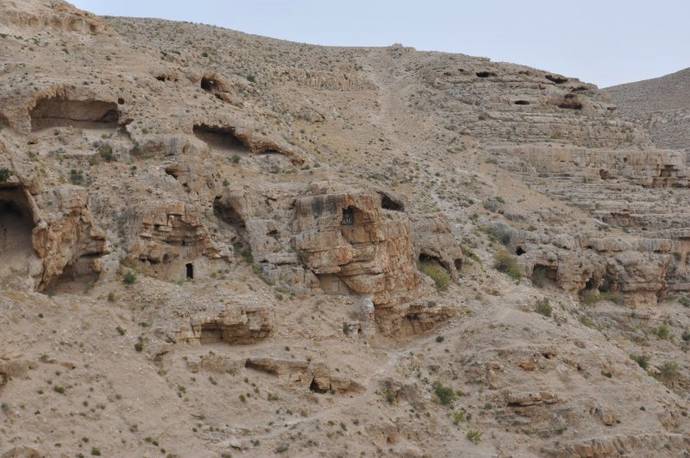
(531, 264, 558, 288)
(0, 186, 36, 280)
(193, 124, 247, 152)
(186, 262, 194, 280)
(30, 97, 120, 131)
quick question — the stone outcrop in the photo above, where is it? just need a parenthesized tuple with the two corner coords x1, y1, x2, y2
(412, 213, 464, 279)
(127, 201, 221, 280)
(245, 357, 364, 394)
(179, 306, 273, 345)
(31, 186, 109, 291)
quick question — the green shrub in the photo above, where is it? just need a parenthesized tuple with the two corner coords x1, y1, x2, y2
(433, 382, 456, 407)
(494, 250, 521, 280)
(655, 361, 680, 384)
(0, 168, 11, 183)
(97, 143, 114, 162)
(123, 270, 137, 285)
(534, 298, 552, 317)
(655, 324, 671, 340)
(419, 259, 451, 291)
(682, 330, 690, 342)
(630, 354, 649, 370)
(466, 430, 482, 444)
(69, 169, 85, 185)
(482, 223, 512, 246)
(452, 410, 465, 425)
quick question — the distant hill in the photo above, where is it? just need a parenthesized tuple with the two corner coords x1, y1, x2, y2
(606, 68, 690, 153)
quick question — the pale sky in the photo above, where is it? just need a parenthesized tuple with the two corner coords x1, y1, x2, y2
(71, 0, 690, 88)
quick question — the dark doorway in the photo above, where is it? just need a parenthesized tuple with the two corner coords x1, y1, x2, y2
(186, 263, 194, 279)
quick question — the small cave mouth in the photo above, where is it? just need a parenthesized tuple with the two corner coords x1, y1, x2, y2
(193, 124, 248, 152)
(0, 112, 9, 130)
(476, 71, 496, 78)
(545, 74, 568, 84)
(341, 206, 356, 226)
(599, 169, 612, 180)
(454, 258, 463, 271)
(0, 186, 37, 279)
(186, 262, 194, 279)
(378, 191, 405, 212)
(514, 100, 530, 106)
(557, 95, 583, 110)
(200, 75, 228, 101)
(418, 253, 453, 276)
(309, 378, 330, 394)
(30, 97, 120, 131)
(531, 264, 558, 288)
(199, 323, 224, 344)
(213, 196, 246, 230)
(515, 246, 526, 256)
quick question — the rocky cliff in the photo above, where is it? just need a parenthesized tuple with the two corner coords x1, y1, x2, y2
(0, 1, 688, 457)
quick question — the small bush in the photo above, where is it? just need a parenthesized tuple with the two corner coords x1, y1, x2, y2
(0, 168, 11, 183)
(97, 143, 114, 162)
(494, 250, 522, 280)
(452, 410, 465, 425)
(534, 298, 552, 317)
(655, 324, 671, 340)
(466, 430, 482, 444)
(419, 259, 451, 291)
(53, 385, 66, 394)
(433, 382, 456, 407)
(69, 169, 85, 185)
(482, 223, 512, 245)
(682, 330, 690, 342)
(655, 361, 680, 384)
(630, 354, 649, 370)
(679, 296, 690, 307)
(123, 270, 137, 285)
(90, 447, 101, 456)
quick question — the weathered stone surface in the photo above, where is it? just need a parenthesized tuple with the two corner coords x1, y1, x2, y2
(180, 306, 273, 345)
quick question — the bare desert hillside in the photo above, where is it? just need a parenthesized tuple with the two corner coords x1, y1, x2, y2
(0, 1, 688, 457)
(606, 67, 690, 153)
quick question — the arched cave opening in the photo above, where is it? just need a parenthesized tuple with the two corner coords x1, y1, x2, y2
(30, 97, 120, 131)
(0, 186, 36, 279)
(193, 124, 248, 152)
(186, 262, 194, 280)
(476, 71, 496, 78)
(515, 246, 526, 256)
(342, 206, 355, 226)
(531, 264, 557, 288)
(378, 191, 405, 212)
(199, 322, 224, 344)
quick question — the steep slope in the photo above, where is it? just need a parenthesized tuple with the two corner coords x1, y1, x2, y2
(606, 67, 690, 153)
(0, 1, 688, 457)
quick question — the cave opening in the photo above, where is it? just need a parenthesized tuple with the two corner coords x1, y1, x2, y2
(30, 97, 120, 131)
(0, 186, 36, 280)
(309, 378, 329, 394)
(193, 124, 247, 152)
(186, 262, 194, 279)
(531, 264, 558, 288)
(476, 71, 496, 78)
(341, 206, 355, 226)
(199, 323, 223, 344)
(515, 246, 526, 256)
(378, 191, 405, 212)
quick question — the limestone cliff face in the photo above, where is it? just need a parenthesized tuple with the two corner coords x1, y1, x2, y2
(1, 2, 689, 457)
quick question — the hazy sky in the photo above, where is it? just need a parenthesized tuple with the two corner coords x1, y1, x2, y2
(71, 0, 690, 88)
